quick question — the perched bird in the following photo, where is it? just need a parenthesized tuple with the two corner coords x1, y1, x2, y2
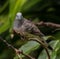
(13, 12, 53, 50)
(13, 12, 44, 37)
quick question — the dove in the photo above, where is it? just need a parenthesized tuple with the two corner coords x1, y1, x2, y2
(13, 12, 53, 50)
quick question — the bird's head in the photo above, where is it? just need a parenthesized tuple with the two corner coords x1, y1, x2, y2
(15, 12, 23, 20)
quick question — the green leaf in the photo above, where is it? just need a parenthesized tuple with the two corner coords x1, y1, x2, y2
(38, 40, 59, 59)
(22, 0, 42, 12)
(53, 31, 60, 40)
(9, 0, 27, 20)
(14, 41, 40, 59)
(38, 32, 60, 59)
(0, 16, 10, 34)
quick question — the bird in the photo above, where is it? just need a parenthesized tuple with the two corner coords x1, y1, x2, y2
(13, 12, 53, 50)
(13, 12, 44, 37)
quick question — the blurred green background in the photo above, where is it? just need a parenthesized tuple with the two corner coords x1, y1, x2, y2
(0, 0, 60, 59)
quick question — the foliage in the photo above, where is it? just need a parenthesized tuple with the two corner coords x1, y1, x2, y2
(0, 0, 60, 59)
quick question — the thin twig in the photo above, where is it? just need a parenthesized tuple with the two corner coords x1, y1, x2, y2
(35, 21, 60, 28)
(0, 36, 35, 59)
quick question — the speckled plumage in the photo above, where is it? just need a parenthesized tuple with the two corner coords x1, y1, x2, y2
(13, 13, 43, 35)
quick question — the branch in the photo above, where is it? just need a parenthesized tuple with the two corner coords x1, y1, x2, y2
(0, 36, 35, 59)
(35, 21, 60, 28)
(29, 38, 50, 59)
(25, 33, 50, 59)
